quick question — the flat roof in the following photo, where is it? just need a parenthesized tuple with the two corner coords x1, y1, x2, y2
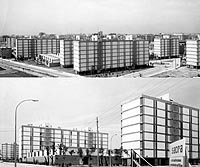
(121, 94, 199, 111)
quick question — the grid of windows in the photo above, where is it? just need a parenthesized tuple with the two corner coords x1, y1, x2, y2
(19, 125, 108, 158)
(121, 94, 199, 160)
(74, 40, 149, 73)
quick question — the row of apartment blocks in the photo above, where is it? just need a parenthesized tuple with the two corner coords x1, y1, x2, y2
(19, 124, 108, 158)
(15, 39, 150, 73)
(121, 94, 200, 165)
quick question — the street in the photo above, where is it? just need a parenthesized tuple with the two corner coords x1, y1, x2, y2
(0, 162, 53, 167)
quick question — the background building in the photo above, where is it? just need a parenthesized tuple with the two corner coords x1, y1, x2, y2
(121, 94, 199, 166)
(186, 40, 200, 67)
(16, 39, 60, 60)
(19, 124, 108, 158)
(1, 143, 19, 161)
(0, 47, 12, 59)
(154, 37, 179, 58)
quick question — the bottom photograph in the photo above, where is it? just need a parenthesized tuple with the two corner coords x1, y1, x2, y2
(0, 78, 200, 167)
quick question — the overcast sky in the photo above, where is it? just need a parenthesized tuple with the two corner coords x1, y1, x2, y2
(0, 78, 200, 148)
(0, 0, 200, 35)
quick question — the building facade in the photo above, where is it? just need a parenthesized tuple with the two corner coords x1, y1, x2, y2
(154, 37, 179, 58)
(2, 143, 19, 160)
(59, 40, 74, 67)
(73, 39, 149, 73)
(16, 39, 60, 60)
(186, 40, 200, 67)
(0, 47, 12, 59)
(121, 94, 199, 165)
(19, 124, 108, 158)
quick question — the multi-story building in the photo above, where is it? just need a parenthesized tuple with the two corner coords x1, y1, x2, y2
(15, 39, 60, 60)
(1, 36, 16, 48)
(2, 143, 19, 160)
(35, 39, 60, 55)
(133, 40, 149, 66)
(154, 37, 179, 58)
(16, 39, 36, 59)
(186, 40, 200, 67)
(0, 47, 12, 59)
(121, 94, 199, 166)
(59, 40, 73, 67)
(19, 124, 108, 158)
(73, 39, 149, 73)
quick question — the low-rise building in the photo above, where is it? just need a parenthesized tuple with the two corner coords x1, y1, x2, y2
(36, 54, 60, 67)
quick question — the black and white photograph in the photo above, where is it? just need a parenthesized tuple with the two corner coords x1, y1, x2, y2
(0, 0, 200, 167)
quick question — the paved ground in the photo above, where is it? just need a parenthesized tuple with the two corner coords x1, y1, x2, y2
(153, 66, 200, 78)
(0, 162, 53, 167)
(0, 58, 81, 78)
(0, 64, 37, 77)
(0, 162, 199, 167)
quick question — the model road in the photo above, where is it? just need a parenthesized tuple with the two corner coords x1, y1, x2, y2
(0, 58, 81, 78)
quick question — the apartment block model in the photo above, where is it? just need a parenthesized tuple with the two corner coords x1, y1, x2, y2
(121, 94, 199, 165)
(19, 124, 108, 158)
(154, 37, 179, 58)
(186, 40, 200, 67)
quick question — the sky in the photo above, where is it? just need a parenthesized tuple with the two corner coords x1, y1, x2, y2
(0, 0, 200, 35)
(0, 78, 200, 149)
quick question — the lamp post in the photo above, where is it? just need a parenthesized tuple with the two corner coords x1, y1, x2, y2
(110, 134, 117, 167)
(14, 99, 39, 167)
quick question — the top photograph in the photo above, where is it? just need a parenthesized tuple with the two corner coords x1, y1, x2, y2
(0, 0, 200, 78)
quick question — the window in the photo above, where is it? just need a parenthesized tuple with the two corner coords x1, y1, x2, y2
(157, 118, 165, 126)
(144, 132, 154, 140)
(192, 117, 198, 124)
(183, 122, 189, 129)
(143, 124, 153, 132)
(144, 115, 154, 123)
(183, 115, 189, 122)
(144, 150, 154, 157)
(192, 131, 198, 138)
(144, 141, 153, 149)
(182, 108, 189, 115)
(157, 134, 165, 142)
(157, 101, 165, 110)
(157, 126, 165, 133)
(157, 109, 165, 118)
(183, 130, 189, 137)
(157, 151, 165, 157)
(143, 98, 153, 107)
(143, 106, 154, 115)
(192, 109, 198, 117)
(192, 124, 198, 131)
(157, 142, 165, 150)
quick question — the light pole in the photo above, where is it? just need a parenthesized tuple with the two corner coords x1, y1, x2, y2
(14, 99, 39, 167)
(110, 134, 117, 167)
